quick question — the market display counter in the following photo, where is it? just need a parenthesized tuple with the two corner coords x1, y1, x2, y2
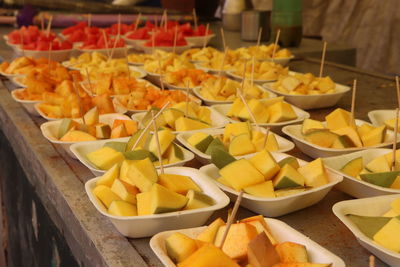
(0, 59, 394, 266)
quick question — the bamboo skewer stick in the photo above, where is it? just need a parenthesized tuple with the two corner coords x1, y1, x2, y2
(219, 190, 244, 249)
(392, 108, 399, 171)
(250, 56, 256, 88)
(117, 14, 122, 36)
(369, 255, 375, 267)
(151, 110, 164, 174)
(185, 80, 191, 117)
(40, 13, 44, 31)
(193, 8, 198, 30)
(157, 58, 165, 91)
(271, 29, 280, 59)
(46, 15, 53, 37)
(173, 25, 178, 54)
(220, 28, 226, 51)
(350, 79, 357, 127)
(134, 13, 141, 31)
(88, 13, 92, 28)
(396, 76, 400, 108)
(256, 27, 263, 47)
(131, 101, 171, 151)
(262, 127, 271, 149)
(102, 30, 111, 59)
(319, 41, 327, 78)
(85, 68, 94, 95)
(72, 76, 86, 123)
(218, 47, 228, 78)
(202, 23, 210, 49)
(124, 47, 131, 79)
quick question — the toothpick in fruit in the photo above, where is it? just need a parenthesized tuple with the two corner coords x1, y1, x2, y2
(151, 110, 164, 174)
(193, 8, 198, 31)
(271, 29, 281, 59)
(134, 13, 141, 31)
(117, 14, 122, 36)
(369, 255, 375, 267)
(350, 79, 357, 127)
(131, 101, 171, 151)
(202, 23, 210, 49)
(319, 41, 327, 78)
(88, 13, 92, 28)
(396, 76, 400, 108)
(256, 27, 263, 47)
(262, 127, 271, 149)
(46, 15, 53, 37)
(392, 108, 399, 171)
(250, 56, 256, 88)
(185, 80, 191, 117)
(173, 24, 178, 54)
(219, 190, 244, 249)
(102, 30, 111, 58)
(85, 68, 94, 95)
(220, 28, 226, 51)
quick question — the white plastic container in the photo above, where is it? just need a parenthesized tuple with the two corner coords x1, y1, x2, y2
(11, 89, 41, 116)
(15, 47, 74, 62)
(85, 166, 230, 238)
(282, 120, 399, 159)
(368, 109, 397, 129)
(141, 43, 192, 55)
(76, 45, 133, 58)
(322, 148, 400, 198)
(192, 84, 276, 106)
(150, 216, 345, 267)
(184, 34, 215, 48)
(10, 76, 27, 88)
(211, 98, 310, 134)
(40, 113, 132, 158)
(259, 55, 295, 66)
(199, 151, 343, 217)
(263, 81, 351, 110)
(332, 194, 400, 267)
(70, 138, 194, 176)
(226, 70, 277, 84)
(0, 70, 25, 79)
(176, 127, 294, 164)
(132, 106, 229, 134)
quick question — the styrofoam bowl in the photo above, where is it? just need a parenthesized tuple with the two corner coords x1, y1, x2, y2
(122, 33, 147, 51)
(85, 166, 230, 238)
(70, 138, 195, 176)
(199, 151, 343, 217)
(332, 194, 400, 266)
(192, 85, 277, 106)
(211, 98, 310, 135)
(322, 148, 400, 198)
(131, 106, 229, 135)
(163, 82, 201, 91)
(40, 113, 132, 158)
(282, 120, 399, 159)
(263, 81, 351, 110)
(16, 47, 74, 62)
(258, 55, 295, 66)
(184, 34, 215, 48)
(368, 109, 397, 129)
(76, 45, 133, 58)
(141, 43, 192, 55)
(193, 63, 233, 75)
(10, 76, 27, 87)
(150, 216, 345, 267)
(0, 70, 25, 78)
(176, 127, 294, 164)
(11, 89, 41, 116)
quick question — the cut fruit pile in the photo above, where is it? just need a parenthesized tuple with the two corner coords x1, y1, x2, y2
(271, 73, 337, 95)
(340, 150, 400, 189)
(86, 128, 184, 170)
(187, 122, 279, 157)
(138, 103, 212, 132)
(164, 215, 331, 266)
(347, 197, 400, 253)
(164, 68, 211, 88)
(181, 47, 221, 62)
(143, 53, 194, 74)
(211, 149, 329, 198)
(227, 97, 297, 124)
(235, 44, 293, 60)
(230, 60, 289, 81)
(56, 107, 137, 142)
(198, 76, 270, 102)
(92, 159, 215, 217)
(302, 108, 388, 148)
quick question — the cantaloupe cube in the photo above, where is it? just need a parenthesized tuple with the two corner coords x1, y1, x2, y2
(267, 101, 297, 123)
(108, 200, 137, 216)
(240, 215, 278, 245)
(243, 181, 275, 198)
(148, 184, 188, 214)
(148, 129, 175, 157)
(214, 223, 258, 260)
(112, 119, 138, 135)
(175, 117, 209, 131)
(227, 98, 244, 117)
(301, 118, 325, 135)
(220, 159, 265, 191)
(136, 191, 152, 215)
(273, 164, 305, 190)
(123, 157, 158, 192)
(166, 232, 199, 263)
(158, 173, 201, 195)
(110, 123, 129, 139)
(83, 106, 99, 126)
(331, 127, 363, 147)
(177, 244, 240, 267)
(93, 185, 122, 208)
(361, 125, 386, 147)
(223, 122, 251, 143)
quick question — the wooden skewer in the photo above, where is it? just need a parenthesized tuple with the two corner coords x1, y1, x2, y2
(218, 47, 228, 78)
(109, 34, 120, 60)
(250, 56, 256, 88)
(271, 29, 280, 59)
(151, 28, 156, 54)
(220, 28, 226, 51)
(319, 41, 327, 78)
(202, 23, 210, 49)
(369, 255, 375, 267)
(350, 79, 357, 127)
(131, 101, 171, 151)
(40, 13, 44, 31)
(151, 110, 164, 174)
(117, 14, 122, 36)
(237, 89, 260, 130)
(88, 13, 92, 28)
(46, 15, 53, 37)
(124, 47, 131, 79)
(72, 76, 86, 122)
(185, 80, 191, 117)
(85, 68, 94, 94)
(240, 59, 248, 90)
(193, 8, 198, 31)
(102, 30, 111, 59)
(157, 58, 165, 91)
(392, 108, 399, 171)
(396, 76, 400, 108)
(162, 10, 167, 30)
(19, 30, 24, 56)
(134, 13, 141, 31)
(262, 127, 271, 149)
(47, 42, 52, 71)
(256, 27, 263, 47)
(173, 25, 178, 54)
(218, 190, 244, 249)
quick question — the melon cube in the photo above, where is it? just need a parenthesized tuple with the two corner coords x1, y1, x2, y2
(220, 159, 265, 191)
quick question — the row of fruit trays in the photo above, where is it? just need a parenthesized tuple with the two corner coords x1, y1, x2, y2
(2, 20, 400, 267)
